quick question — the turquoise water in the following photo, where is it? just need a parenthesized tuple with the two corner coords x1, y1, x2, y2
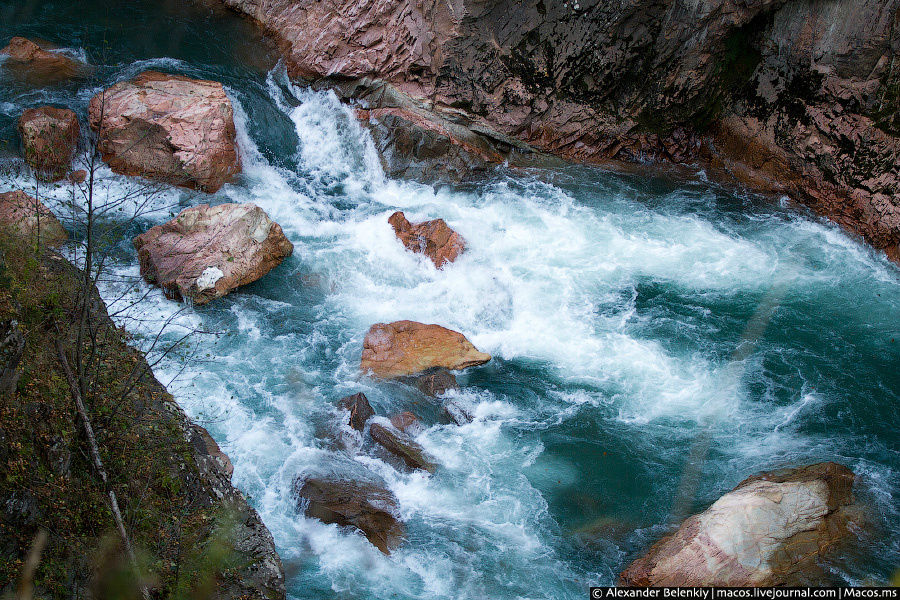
(2, 2, 899, 597)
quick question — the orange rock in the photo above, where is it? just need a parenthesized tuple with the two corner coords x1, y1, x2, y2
(388, 211, 465, 268)
(1, 37, 87, 84)
(360, 320, 490, 378)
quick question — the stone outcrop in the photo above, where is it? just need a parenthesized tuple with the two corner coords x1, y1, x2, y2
(18, 107, 80, 181)
(221, 0, 900, 262)
(370, 422, 436, 472)
(619, 462, 859, 587)
(295, 477, 404, 554)
(443, 398, 474, 426)
(0, 190, 67, 247)
(89, 71, 241, 192)
(388, 211, 465, 268)
(0, 37, 87, 84)
(360, 320, 490, 378)
(133, 203, 293, 305)
(339, 392, 375, 432)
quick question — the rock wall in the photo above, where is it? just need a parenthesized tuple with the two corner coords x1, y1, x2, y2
(222, 0, 900, 261)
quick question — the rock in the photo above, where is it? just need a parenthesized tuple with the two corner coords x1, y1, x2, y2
(0, 190, 67, 247)
(0, 37, 87, 84)
(18, 107, 79, 181)
(67, 169, 87, 184)
(222, 0, 900, 264)
(133, 203, 293, 305)
(338, 392, 374, 432)
(370, 422, 436, 472)
(0, 319, 25, 399)
(388, 211, 465, 268)
(295, 477, 404, 554)
(192, 425, 234, 480)
(88, 71, 241, 192)
(389, 411, 425, 436)
(404, 367, 458, 397)
(442, 398, 474, 425)
(619, 463, 859, 587)
(360, 320, 490, 379)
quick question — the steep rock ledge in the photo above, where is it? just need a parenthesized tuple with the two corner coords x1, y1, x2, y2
(0, 236, 284, 598)
(221, 0, 900, 262)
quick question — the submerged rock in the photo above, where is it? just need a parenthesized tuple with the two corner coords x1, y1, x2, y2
(390, 411, 425, 437)
(370, 422, 436, 473)
(89, 71, 241, 192)
(360, 320, 490, 379)
(0, 37, 87, 84)
(404, 367, 458, 397)
(619, 462, 859, 587)
(0, 190, 67, 247)
(338, 392, 374, 432)
(388, 211, 465, 268)
(295, 477, 404, 554)
(18, 106, 79, 181)
(133, 203, 293, 305)
(442, 398, 474, 426)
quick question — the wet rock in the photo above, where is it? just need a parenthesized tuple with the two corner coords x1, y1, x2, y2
(0, 190, 67, 247)
(89, 71, 241, 192)
(619, 462, 859, 587)
(193, 425, 234, 480)
(370, 422, 436, 472)
(67, 169, 87, 184)
(338, 392, 375, 432)
(133, 203, 293, 305)
(295, 477, 404, 554)
(442, 398, 474, 426)
(18, 106, 79, 181)
(0, 37, 87, 84)
(404, 367, 458, 397)
(360, 320, 491, 379)
(388, 211, 465, 268)
(389, 411, 425, 436)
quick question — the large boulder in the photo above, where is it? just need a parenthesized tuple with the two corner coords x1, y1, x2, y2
(0, 37, 87, 84)
(295, 477, 404, 554)
(338, 392, 374, 432)
(18, 107, 79, 181)
(388, 211, 465, 268)
(619, 462, 859, 587)
(360, 320, 490, 379)
(370, 422, 436, 473)
(0, 190, 67, 247)
(403, 367, 458, 397)
(89, 71, 241, 192)
(390, 411, 425, 437)
(133, 203, 293, 305)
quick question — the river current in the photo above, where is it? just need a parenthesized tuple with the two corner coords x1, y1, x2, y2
(2, 2, 898, 597)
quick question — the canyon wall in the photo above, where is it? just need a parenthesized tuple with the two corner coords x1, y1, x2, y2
(222, 0, 900, 260)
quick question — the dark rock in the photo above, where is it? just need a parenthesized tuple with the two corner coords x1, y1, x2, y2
(370, 422, 436, 472)
(0, 319, 24, 398)
(67, 169, 87, 184)
(0, 37, 88, 84)
(295, 477, 404, 554)
(404, 367, 458, 397)
(443, 398, 473, 425)
(390, 411, 425, 436)
(339, 392, 375, 432)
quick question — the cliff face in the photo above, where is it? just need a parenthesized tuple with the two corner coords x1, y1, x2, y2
(0, 238, 284, 599)
(222, 0, 900, 261)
